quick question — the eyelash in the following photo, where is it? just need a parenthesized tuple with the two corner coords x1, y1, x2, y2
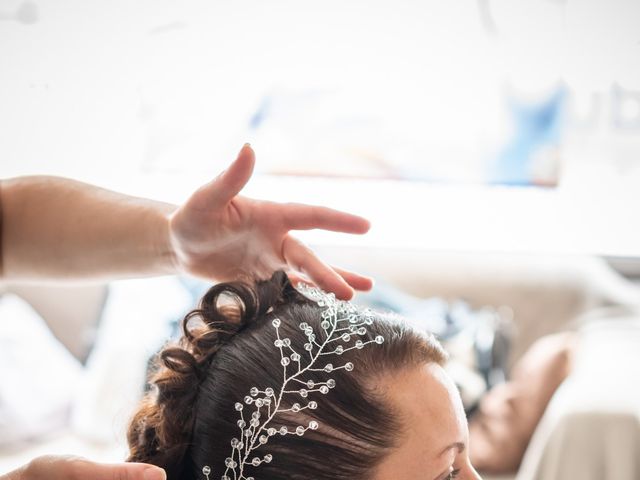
(445, 469, 461, 480)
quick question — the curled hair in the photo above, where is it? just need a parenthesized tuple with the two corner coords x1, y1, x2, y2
(127, 271, 446, 480)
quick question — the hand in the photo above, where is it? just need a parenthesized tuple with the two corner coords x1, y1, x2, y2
(0, 455, 166, 480)
(168, 144, 373, 300)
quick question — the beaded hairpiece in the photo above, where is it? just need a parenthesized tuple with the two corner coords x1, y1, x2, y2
(202, 283, 385, 480)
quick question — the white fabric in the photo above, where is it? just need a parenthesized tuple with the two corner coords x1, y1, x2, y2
(517, 309, 640, 480)
(0, 294, 83, 446)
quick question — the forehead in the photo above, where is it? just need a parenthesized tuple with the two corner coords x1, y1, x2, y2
(374, 363, 468, 478)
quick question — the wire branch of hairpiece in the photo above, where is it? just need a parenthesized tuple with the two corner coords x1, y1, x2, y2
(202, 283, 385, 480)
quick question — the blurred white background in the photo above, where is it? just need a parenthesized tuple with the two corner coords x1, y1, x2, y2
(1, 0, 639, 255)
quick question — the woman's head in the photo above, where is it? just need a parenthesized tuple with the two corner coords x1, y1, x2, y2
(128, 271, 479, 480)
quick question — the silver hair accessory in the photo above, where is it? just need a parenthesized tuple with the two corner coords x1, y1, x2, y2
(202, 283, 385, 480)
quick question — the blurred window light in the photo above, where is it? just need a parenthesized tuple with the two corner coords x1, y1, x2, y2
(0, 0, 638, 255)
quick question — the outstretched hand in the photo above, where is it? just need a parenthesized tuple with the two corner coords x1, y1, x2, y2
(168, 144, 372, 300)
(0, 455, 165, 480)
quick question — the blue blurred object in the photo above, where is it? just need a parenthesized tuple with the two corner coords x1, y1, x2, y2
(490, 85, 567, 186)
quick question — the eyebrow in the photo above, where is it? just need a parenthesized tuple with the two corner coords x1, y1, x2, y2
(438, 441, 466, 457)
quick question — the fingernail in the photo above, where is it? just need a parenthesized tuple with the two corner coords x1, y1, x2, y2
(239, 142, 251, 154)
(144, 466, 166, 480)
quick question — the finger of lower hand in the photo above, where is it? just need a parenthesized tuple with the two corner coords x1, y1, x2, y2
(282, 236, 354, 300)
(19, 456, 166, 480)
(331, 266, 374, 292)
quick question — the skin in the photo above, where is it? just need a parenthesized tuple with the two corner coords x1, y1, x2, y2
(0, 144, 373, 480)
(0, 456, 165, 480)
(1, 144, 373, 299)
(375, 363, 482, 480)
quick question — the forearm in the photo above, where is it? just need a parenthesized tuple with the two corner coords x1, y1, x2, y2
(0, 176, 178, 281)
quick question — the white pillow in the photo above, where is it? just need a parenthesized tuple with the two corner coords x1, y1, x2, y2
(70, 276, 192, 444)
(0, 294, 82, 446)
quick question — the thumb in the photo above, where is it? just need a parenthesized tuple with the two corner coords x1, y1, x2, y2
(77, 461, 166, 480)
(23, 456, 167, 480)
(193, 143, 255, 209)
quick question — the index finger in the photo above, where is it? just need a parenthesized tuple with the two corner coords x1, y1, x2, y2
(280, 204, 370, 234)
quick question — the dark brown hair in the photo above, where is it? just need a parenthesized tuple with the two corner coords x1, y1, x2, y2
(127, 271, 446, 480)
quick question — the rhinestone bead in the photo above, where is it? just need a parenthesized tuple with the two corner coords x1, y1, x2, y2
(265, 387, 274, 397)
(375, 335, 385, 344)
(250, 387, 259, 396)
(264, 454, 273, 463)
(244, 395, 253, 404)
(319, 386, 329, 394)
(272, 318, 281, 328)
(259, 435, 268, 444)
(251, 457, 261, 466)
(202, 466, 211, 476)
(308, 401, 318, 409)
(307, 380, 315, 388)
(281, 357, 290, 366)
(292, 403, 301, 412)
(327, 379, 336, 388)
(345, 362, 354, 371)
(237, 419, 246, 428)
(355, 340, 364, 349)
(309, 420, 319, 430)
(324, 363, 333, 372)
(235, 402, 243, 411)
(296, 426, 305, 435)
(279, 426, 288, 435)
(299, 389, 308, 397)
(321, 320, 330, 329)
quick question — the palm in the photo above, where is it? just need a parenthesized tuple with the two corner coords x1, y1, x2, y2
(169, 145, 372, 299)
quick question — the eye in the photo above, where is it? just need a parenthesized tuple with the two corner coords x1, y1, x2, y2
(445, 469, 461, 480)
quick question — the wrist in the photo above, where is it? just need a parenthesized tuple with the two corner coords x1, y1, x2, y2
(155, 205, 180, 276)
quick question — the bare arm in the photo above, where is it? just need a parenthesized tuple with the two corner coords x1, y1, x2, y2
(0, 175, 176, 281)
(0, 145, 373, 298)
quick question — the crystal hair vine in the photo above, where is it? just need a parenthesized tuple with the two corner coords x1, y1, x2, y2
(201, 283, 385, 480)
